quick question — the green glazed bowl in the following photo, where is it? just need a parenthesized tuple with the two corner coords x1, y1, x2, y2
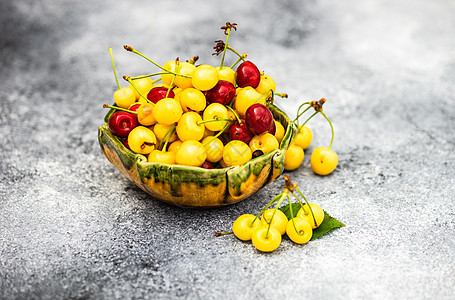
(98, 104, 298, 208)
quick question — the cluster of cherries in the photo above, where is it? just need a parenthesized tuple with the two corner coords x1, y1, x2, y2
(217, 175, 325, 252)
(104, 22, 338, 174)
(104, 23, 288, 169)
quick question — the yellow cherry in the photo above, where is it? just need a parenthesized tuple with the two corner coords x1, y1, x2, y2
(274, 120, 285, 144)
(310, 146, 338, 176)
(114, 86, 136, 109)
(176, 112, 205, 141)
(294, 125, 313, 150)
(223, 140, 252, 167)
(174, 62, 195, 89)
(218, 67, 236, 85)
(284, 144, 304, 171)
(153, 123, 177, 143)
(249, 133, 279, 155)
(192, 64, 219, 91)
(168, 140, 183, 153)
(152, 98, 183, 125)
(129, 77, 154, 101)
(297, 203, 325, 229)
(234, 86, 265, 117)
(137, 103, 157, 126)
(202, 136, 224, 163)
(175, 140, 207, 167)
(202, 103, 230, 132)
(255, 74, 276, 96)
(180, 88, 207, 112)
(147, 150, 176, 164)
(127, 126, 157, 155)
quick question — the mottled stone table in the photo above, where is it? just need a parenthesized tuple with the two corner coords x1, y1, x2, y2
(1, 0, 454, 299)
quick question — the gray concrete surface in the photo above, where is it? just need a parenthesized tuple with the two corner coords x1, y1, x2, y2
(1, 0, 454, 299)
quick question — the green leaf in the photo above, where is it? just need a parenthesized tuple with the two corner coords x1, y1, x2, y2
(279, 203, 345, 240)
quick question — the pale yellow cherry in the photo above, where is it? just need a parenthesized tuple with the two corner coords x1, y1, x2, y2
(161, 60, 177, 87)
(202, 136, 224, 163)
(249, 133, 279, 155)
(284, 144, 304, 171)
(234, 86, 265, 117)
(274, 120, 285, 144)
(127, 126, 157, 155)
(153, 123, 177, 143)
(255, 74, 276, 96)
(202, 103, 230, 132)
(310, 146, 338, 176)
(152, 98, 183, 125)
(168, 140, 183, 153)
(137, 103, 157, 126)
(176, 112, 205, 141)
(175, 140, 207, 167)
(174, 62, 195, 89)
(129, 77, 154, 101)
(147, 150, 176, 165)
(114, 86, 136, 108)
(180, 88, 207, 112)
(297, 203, 325, 229)
(218, 67, 236, 85)
(294, 125, 313, 149)
(192, 64, 219, 91)
(223, 140, 252, 167)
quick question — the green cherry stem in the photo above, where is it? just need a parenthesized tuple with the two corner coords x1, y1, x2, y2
(286, 192, 301, 235)
(300, 111, 319, 128)
(274, 93, 288, 98)
(294, 186, 318, 228)
(197, 118, 233, 125)
(202, 122, 230, 147)
(108, 47, 121, 90)
(123, 45, 191, 78)
(219, 27, 232, 69)
(158, 124, 176, 151)
(227, 46, 246, 61)
(166, 73, 177, 98)
(123, 76, 153, 105)
(103, 104, 138, 115)
(226, 105, 242, 125)
(250, 192, 283, 227)
(320, 111, 334, 150)
(130, 72, 168, 80)
(265, 191, 287, 238)
(293, 102, 311, 125)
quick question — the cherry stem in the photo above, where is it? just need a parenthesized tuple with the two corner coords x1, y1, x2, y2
(124, 76, 153, 105)
(166, 73, 177, 98)
(294, 186, 318, 228)
(215, 231, 233, 237)
(108, 47, 121, 90)
(226, 105, 242, 125)
(202, 121, 230, 147)
(159, 124, 176, 151)
(265, 191, 287, 239)
(124, 45, 191, 78)
(250, 192, 283, 227)
(227, 46, 246, 61)
(219, 27, 232, 70)
(320, 111, 334, 150)
(103, 104, 138, 115)
(287, 193, 301, 235)
(197, 118, 233, 125)
(130, 72, 167, 80)
(293, 102, 311, 125)
(274, 93, 288, 98)
(300, 111, 319, 128)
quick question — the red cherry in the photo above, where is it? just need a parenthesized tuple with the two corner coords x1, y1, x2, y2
(147, 86, 175, 104)
(236, 61, 261, 88)
(122, 138, 131, 150)
(201, 160, 214, 169)
(205, 80, 236, 105)
(245, 103, 273, 135)
(268, 119, 276, 135)
(108, 111, 138, 137)
(229, 118, 254, 144)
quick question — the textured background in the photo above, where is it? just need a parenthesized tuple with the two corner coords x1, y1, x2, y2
(1, 0, 454, 299)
